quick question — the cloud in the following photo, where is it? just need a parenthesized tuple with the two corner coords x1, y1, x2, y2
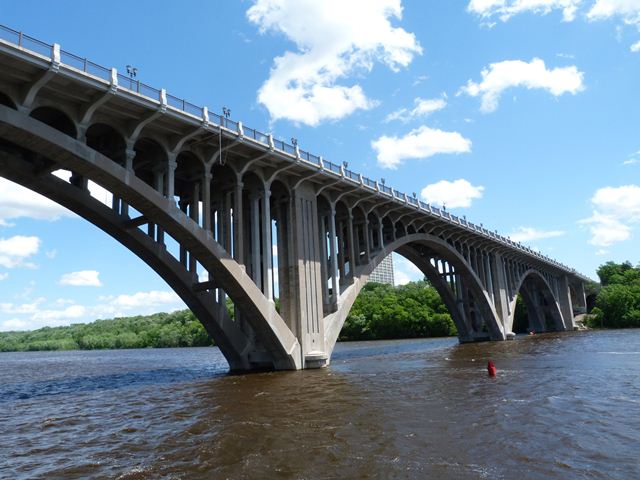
(420, 179, 484, 208)
(385, 96, 447, 122)
(467, 0, 582, 22)
(0, 273, 7, 281)
(0, 178, 74, 225)
(0, 290, 186, 331)
(247, 0, 422, 126)
(595, 249, 609, 256)
(372, 125, 471, 169)
(631, 40, 640, 52)
(0, 235, 41, 268)
(622, 158, 639, 165)
(393, 254, 423, 285)
(587, 1, 640, 25)
(580, 184, 640, 246)
(508, 227, 565, 242)
(59, 270, 103, 287)
(460, 58, 585, 112)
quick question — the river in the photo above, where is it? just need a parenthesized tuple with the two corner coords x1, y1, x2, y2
(1, 329, 639, 479)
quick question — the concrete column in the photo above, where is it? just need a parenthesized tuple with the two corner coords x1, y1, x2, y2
(319, 214, 330, 306)
(233, 181, 244, 264)
(189, 181, 200, 273)
(250, 195, 262, 289)
(202, 173, 212, 232)
(558, 275, 574, 330)
(377, 220, 384, 250)
(492, 253, 510, 336)
(224, 190, 233, 253)
(363, 220, 371, 263)
(337, 219, 346, 284)
(347, 212, 356, 277)
(328, 206, 339, 305)
(179, 200, 188, 266)
(261, 185, 273, 301)
(166, 156, 177, 202)
(484, 253, 494, 304)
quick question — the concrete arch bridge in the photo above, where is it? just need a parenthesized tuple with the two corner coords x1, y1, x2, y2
(0, 26, 590, 371)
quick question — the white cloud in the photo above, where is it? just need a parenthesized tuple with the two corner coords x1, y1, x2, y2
(385, 96, 447, 122)
(393, 254, 423, 285)
(247, 0, 422, 125)
(508, 226, 565, 242)
(0, 178, 74, 225)
(0, 318, 28, 331)
(580, 184, 640, 246)
(0, 273, 7, 281)
(372, 125, 471, 169)
(460, 58, 585, 112)
(99, 290, 182, 311)
(595, 249, 609, 256)
(0, 290, 186, 331)
(420, 179, 484, 209)
(467, 0, 582, 22)
(622, 158, 639, 165)
(0, 235, 41, 268)
(587, 0, 640, 25)
(631, 40, 640, 52)
(59, 270, 103, 287)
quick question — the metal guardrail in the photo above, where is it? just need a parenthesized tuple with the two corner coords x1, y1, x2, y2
(0, 22, 589, 278)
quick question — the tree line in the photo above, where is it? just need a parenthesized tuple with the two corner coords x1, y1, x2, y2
(1, 261, 637, 353)
(586, 261, 640, 328)
(0, 281, 454, 352)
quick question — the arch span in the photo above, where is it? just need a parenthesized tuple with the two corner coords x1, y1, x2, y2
(0, 104, 301, 371)
(509, 269, 565, 333)
(323, 233, 505, 355)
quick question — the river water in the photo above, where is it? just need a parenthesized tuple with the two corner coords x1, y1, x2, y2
(2, 329, 639, 479)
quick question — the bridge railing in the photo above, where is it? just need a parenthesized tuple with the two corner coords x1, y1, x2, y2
(0, 22, 584, 276)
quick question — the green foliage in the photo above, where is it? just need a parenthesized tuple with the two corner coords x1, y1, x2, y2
(0, 309, 214, 352)
(339, 281, 456, 341)
(587, 261, 640, 329)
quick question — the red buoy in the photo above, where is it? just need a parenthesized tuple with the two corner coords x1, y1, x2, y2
(487, 360, 497, 377)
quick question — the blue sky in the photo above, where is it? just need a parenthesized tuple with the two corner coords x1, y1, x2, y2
(1, 0, 639, 330)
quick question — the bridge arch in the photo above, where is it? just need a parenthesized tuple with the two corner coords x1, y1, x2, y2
(0, 104, 301, 371)
(324, 232, 505, 355)
(510, 269, 564, 333)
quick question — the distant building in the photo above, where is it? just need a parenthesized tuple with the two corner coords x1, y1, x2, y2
(369, 255, 395, 285)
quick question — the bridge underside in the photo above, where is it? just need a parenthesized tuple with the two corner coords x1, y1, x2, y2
(0, 33, 589, 371)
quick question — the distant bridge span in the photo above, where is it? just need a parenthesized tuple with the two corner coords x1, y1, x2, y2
(0, 25, 589, 371)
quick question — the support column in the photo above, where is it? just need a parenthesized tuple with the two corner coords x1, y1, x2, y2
(558, 275, 574, 330)
(261, 185, 273, 301)
(491, 253, 510, 338)
(250, 195, 262, 289)
(189, 181, 200, 274)
(377, 220, 384, 251)
(328, 205, 339, 306)
(233, 180, 244, 264)
(363, 220, 371, 263)
(166, 156, 177, 203)
(337, 219, 346, 284)
(202, 172, 212, 232)
(347, 212, 356, 278)
(319, 214, 330, 308)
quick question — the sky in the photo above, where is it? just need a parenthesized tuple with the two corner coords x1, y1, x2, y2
(1, 0, 639, 331)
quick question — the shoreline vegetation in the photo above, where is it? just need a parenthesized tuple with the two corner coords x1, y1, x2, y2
(0, 280, 455, 353)
(0, 261, 637, 353)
